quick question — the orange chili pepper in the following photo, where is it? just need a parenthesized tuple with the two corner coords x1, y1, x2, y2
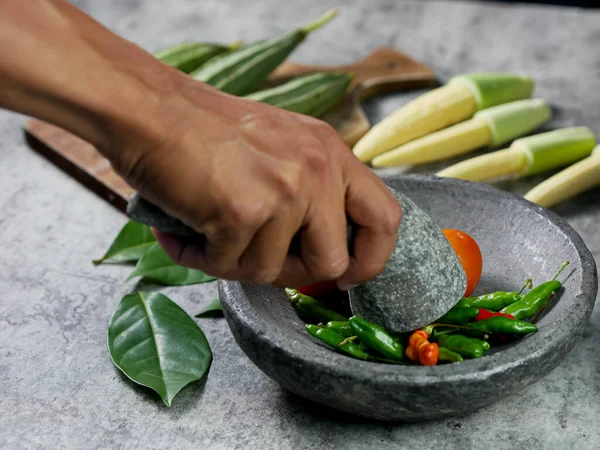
(419, 343, 439, 366)
(406, 330, 439, 365)
(408, 330, 428, 348)
(405, 345, 419, 362)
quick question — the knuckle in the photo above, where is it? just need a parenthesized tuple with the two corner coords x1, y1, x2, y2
(302, 147, 329, 174)
(272, 165, 302, 202)
(309, 253, 349, 280)
(198, 219, 226, 240)
(227, 198, 270, 229)
(381, 200, 403, 235)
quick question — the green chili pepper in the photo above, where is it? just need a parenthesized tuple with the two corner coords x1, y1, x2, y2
(468, 316, 538, 334)
(285, 288, 347, 324)
(469, 337, 491, 351)
(457, 278, 533, 311)
(501, 262, 568, 320)
(348, 316, 404, 360)
(437, 334, 484, 359)
(359, 341, 369, 352)
(305, 324, 369, 360)
(438, 347, 464, 363)
(437, 305, 479, 324)
(457, 292, 521, 311)
(501, 283, 559, 319)
(324, 321, 353, 337)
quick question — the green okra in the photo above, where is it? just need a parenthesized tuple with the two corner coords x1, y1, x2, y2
(154, 41, 240, 74)
(245, 72, 353, 118)
(191, 9, 338, 95)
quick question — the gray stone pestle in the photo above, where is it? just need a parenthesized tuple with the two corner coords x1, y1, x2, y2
(126, 186, 466, 333)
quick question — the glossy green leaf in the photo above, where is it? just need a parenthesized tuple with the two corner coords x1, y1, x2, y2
(93, 220, 156, 265)
(126, 243, 216, 286)
(195, 298, 224, 318)
(108, 291, 212, 407)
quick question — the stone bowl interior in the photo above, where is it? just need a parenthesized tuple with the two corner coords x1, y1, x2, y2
(219, 174, 597, 422)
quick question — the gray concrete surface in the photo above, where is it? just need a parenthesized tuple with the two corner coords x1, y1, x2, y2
(0, 0, 598, 448)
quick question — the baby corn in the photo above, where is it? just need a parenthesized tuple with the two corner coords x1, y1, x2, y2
(372, 99, 550, 167)
(353, 73, 534, 163)
(437, 127, 596, 182)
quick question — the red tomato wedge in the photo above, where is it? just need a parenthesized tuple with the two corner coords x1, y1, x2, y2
(296, 280, 339, 298)
(442, 229, 483, 297)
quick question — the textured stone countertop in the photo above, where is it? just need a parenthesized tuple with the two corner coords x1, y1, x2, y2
(1, 0, 599, 449)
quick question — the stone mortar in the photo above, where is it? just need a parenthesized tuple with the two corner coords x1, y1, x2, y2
(219, 174, 598, 421)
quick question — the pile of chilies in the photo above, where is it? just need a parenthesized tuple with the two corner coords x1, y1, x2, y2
(287, 261, 568, 366)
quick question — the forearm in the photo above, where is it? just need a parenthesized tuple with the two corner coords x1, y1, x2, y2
(0, 0, 188, 170)
(0, 0, 401, 288)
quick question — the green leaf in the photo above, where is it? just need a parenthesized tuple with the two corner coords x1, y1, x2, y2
(108, 291, 212, 407)
(93, 220, 156, 265)
(126, 243, 216, 286)
(195, 298, 224, 318)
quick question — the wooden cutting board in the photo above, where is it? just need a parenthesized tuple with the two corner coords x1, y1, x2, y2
(24, 47, 435, 212)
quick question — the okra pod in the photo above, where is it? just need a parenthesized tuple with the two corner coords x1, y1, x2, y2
(191, 9, 338, 95)
(154, 41, 240, 74)
(245, 72, 353, 118)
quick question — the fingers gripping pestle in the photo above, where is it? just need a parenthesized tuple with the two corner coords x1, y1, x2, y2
(126, 187, 466, 333)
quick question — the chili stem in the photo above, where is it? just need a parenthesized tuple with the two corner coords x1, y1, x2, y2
(433, 329, 456, 336)
(518, 278, 533, 295)
(339, 336, 358, 347)
(551, 261, 569, 281)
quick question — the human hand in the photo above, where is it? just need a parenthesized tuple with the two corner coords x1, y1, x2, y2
(113, 71, 402, 289)
(0, 0, 401, 289)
